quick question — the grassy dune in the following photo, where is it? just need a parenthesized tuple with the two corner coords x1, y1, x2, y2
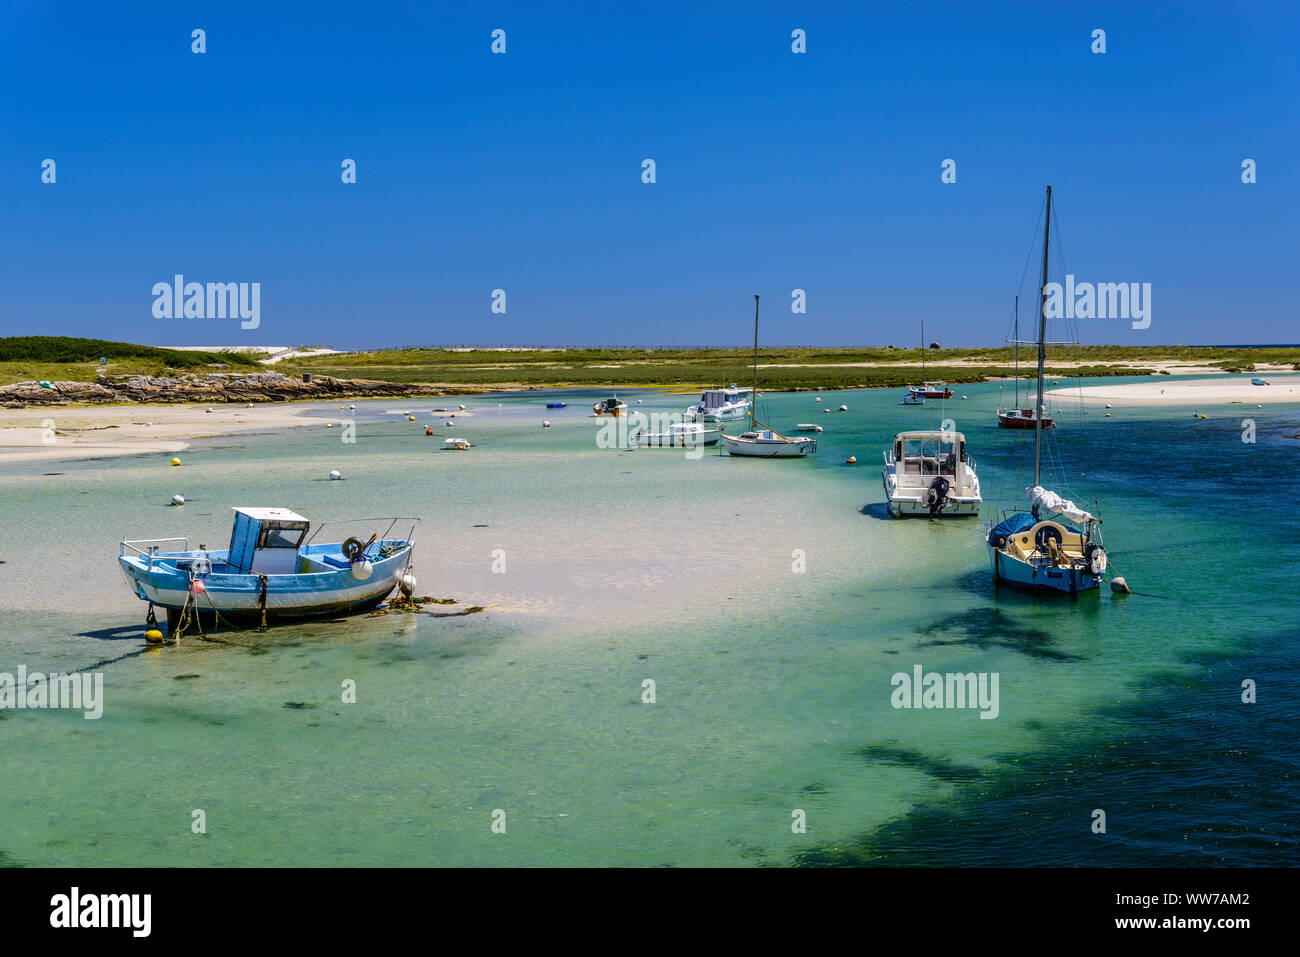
(0, 337, 264, 386)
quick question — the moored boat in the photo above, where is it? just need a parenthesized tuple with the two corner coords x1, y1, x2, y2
(882, 430, 981, 516)
(723, 296, 817, 458)
(118, 508, 418, 631)
(900, 391, 925, 405)
(632, 422, 723, 447)
(985, 186, 1110, 596)
(684, 385, 751, 423)
(593, 396, 628, 416)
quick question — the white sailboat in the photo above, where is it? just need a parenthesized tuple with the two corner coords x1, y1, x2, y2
(986, 186, 1108, 595)
(723, 295, 817, 458)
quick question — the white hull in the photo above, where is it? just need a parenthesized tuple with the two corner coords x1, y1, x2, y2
(723, 433, 816, 457)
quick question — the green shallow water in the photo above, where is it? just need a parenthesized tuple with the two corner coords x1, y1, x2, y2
(1, 377, 1298, 865)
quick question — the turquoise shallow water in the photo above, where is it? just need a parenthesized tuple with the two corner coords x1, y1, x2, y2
(1, 377, 1297, 866)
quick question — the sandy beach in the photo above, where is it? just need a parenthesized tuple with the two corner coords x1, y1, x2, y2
(1048, 375, 1300, 407)
(0, 402, 322, 463)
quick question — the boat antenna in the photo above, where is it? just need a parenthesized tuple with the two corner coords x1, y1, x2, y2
(752, 294, 760, 429)
(1033, 185, 1051, 489)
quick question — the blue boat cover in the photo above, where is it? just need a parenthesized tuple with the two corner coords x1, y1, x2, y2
(987, 512, 1036, 544)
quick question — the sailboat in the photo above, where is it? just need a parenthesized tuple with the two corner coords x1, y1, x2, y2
(997, 295, 1054, 429)
(906, 320, 953, 399)
(986, 186, 1107, 595)
(722, 295, 817, 458)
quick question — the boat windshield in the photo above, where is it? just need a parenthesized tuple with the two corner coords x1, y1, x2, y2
(257, 522, 308, 549)
(900, 437, 959, 476)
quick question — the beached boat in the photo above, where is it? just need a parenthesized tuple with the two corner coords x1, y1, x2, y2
(118, 508, 418, 631)
(986, 186, 1108, 595)
(882, 430, 981, 516)
(632, 422, 723, 447)
(592, 396, 628, 416)
(684, 385, 751, 423)
(723, 296, 816, 458)
(1251, 378, 1270, 386)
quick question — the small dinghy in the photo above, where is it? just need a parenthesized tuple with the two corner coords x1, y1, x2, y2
(900, 391, 925, 405)
(795, 424, 823, 432)
(444, 437, 471, 450)
(1251, 378, 1270, 386)
(632, 422, 723, 447)
(118, 508, 418, 632)
(546, 402, 567, 408)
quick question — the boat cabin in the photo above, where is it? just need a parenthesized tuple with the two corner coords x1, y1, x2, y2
(890, 430, 967, 478)
(696, 386, 751, 412)
(227, 507, 310, 575)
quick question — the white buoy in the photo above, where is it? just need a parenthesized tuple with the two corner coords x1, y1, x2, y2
(446, 420, 454, 427)
(349, 404, 355, 410)
(171, 494, 185, 506)
(1105, 403, 1112, 409)
(838, 404, 848, 411)
(636, 399, 643, 404)
(543, 420, 551, 427)
(329, 470, 341, 481)
(400, 573, 417, 596)
(815, 397, 821, 403)
(205, 407, 214, 413)
(961, 395, 968, 400)
(1110, 576, 1131, 594)
(458, 404, 466, 410)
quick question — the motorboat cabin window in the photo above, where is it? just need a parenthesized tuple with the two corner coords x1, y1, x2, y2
(257, 522, 308, 550)
(901, 437, 960, 476)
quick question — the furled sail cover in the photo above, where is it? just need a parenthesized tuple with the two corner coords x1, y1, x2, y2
(1027, 486, 1095, 524)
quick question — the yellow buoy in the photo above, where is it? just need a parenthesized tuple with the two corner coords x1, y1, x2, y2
(409, 415, 416, 421)
(846, 456, 857, 464)
(145, 629, 164, 643)
(170, 457, 181, 466)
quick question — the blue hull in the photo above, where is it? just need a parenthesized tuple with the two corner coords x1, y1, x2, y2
(990, 548, 1101, 595)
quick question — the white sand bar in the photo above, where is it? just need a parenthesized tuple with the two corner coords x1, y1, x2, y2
(1050, 376, 1300, 407)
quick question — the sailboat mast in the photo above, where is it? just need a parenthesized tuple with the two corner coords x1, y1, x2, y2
(1013, 295, 1019, 406)
(1033, 186, 1051, 489)
(752, 294, 760, 428)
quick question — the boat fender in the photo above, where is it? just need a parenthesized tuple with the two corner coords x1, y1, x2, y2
(189, 579, 206, 595)
(342, 537, 365, 561)
(1110, 576, 1131, 594)
(351, 558, 374, 581)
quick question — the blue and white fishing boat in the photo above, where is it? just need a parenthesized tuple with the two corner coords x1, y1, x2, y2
(986, 186, 1108, 595)
(119, 508, 418, 631)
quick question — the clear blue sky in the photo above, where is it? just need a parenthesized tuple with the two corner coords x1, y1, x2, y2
(2, 0, 1296, 349)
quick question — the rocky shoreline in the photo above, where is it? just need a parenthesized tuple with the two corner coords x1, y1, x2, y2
(0, 371, 449, 407)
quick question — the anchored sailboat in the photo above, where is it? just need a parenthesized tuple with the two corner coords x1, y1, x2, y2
(997, 295, 1054, 429)
(722, 295, 817, 458)
(986, 186, 1107, 595)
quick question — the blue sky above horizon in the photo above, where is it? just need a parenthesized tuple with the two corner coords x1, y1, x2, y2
(2, 0, 1296, 350)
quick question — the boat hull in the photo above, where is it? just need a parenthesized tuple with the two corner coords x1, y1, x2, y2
(997, 409, 1054, 429)
(989, 547, 1100, 594)
(723, 435, 815, 457)
(118, 545, 412, 620)
(634, 430, 721, 447)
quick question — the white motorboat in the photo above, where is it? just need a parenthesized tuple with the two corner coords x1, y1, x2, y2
(723, 295, 817, 459)
(882, 430, 981, 516)
(684, 385, 751, 422)
(632, 422, 723, 447)
(795, 423, 823, 432)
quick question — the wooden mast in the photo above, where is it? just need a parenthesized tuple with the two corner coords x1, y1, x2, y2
(1033, 186, 1051, 489)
